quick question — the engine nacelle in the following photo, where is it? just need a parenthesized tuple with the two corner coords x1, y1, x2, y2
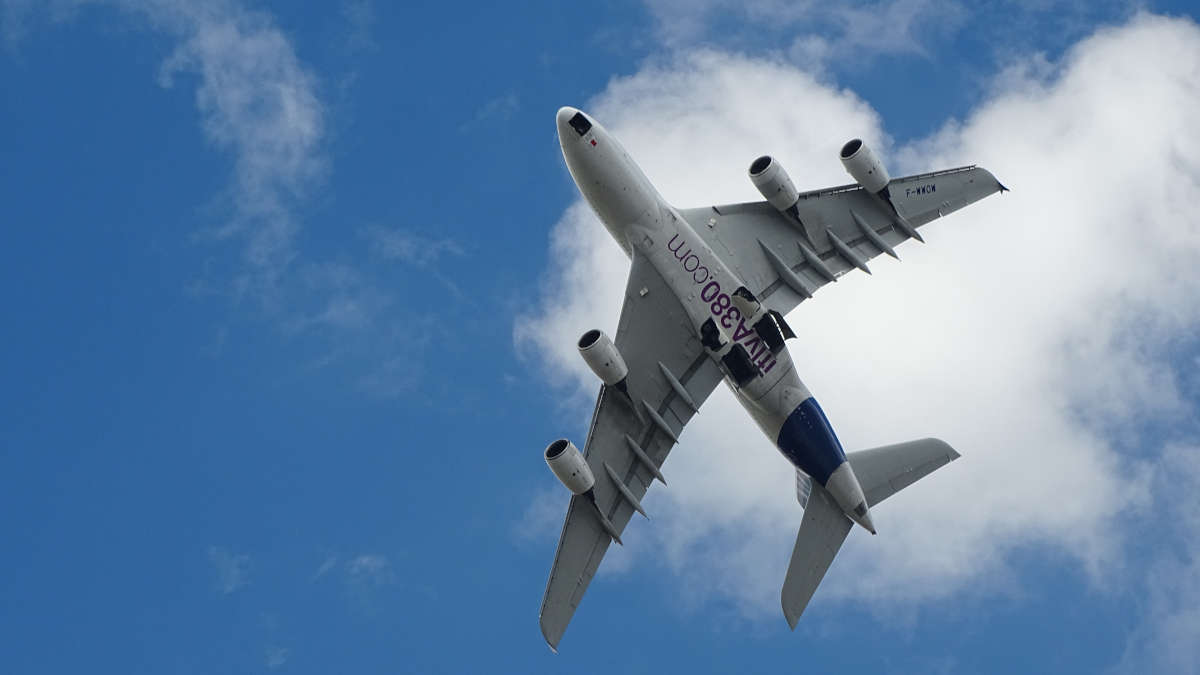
(839, 139, 890, 194)
(545, 439, 595, 495)
(578, 329, 628, 387)
(748, 155, 800, 213)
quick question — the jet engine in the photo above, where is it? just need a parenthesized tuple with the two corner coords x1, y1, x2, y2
(544, 439, 595, 494)
(839, 139, 890, 194)
(748, 155, 800, 214)
(578, 329, 628, 388)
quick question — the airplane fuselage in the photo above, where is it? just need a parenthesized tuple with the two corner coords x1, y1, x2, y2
(556, 107, 876, 533)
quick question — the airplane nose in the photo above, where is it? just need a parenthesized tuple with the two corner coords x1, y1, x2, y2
(556, 107, 577, 138)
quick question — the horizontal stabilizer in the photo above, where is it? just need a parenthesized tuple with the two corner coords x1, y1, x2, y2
(781, 483, 851, 628)
(846, 438, 960, 507)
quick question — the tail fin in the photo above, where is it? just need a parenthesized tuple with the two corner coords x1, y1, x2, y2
(780, 438, 960, 628)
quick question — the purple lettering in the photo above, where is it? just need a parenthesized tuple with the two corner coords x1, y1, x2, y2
(721, 306, 740, 329)
(731, 319, 754, 342)
(745, 337, 765, 362)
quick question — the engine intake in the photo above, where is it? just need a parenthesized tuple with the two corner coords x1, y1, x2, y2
(839, 139, 890, 194)
(748, 155, 800, 214)
(545, 439, 595, 495)
(578, 329, 628, 388)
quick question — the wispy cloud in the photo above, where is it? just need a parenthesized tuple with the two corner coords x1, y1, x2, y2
(340, 0, 375, 53)
(460, 91, 520, 132)
(641, 0, 964, 65)
(345, 553, 393, 586)
(147, 1, 325, 297)
(207, 545, 250, 595)
(363, 226, 465, 267)
(264, 645, 290, 669)
(2, 0, 326, 301)
(640, 0, 1132, 73)
(311, 554, 339, 582)
(1114, 443, 1200, 673)
(1, 2, 460, 399)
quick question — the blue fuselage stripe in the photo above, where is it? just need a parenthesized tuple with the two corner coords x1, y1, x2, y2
(775, 397, 847, 485)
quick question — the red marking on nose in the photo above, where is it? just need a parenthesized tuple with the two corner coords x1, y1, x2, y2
(590, 139, 597, 146)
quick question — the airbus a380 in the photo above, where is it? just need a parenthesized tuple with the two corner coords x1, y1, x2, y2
(539, 106, 1004, 651)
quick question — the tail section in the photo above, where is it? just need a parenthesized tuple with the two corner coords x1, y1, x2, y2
(780, 438, 960, 628)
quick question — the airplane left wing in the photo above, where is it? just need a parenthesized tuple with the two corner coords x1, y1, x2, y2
(539, 249, 725, 651)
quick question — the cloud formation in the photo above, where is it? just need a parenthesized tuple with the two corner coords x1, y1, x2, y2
(2, 0, 325, 299)
(519, 11, 1200, 649)
(207, 545, 251, 595)
(144, 0, 325, 295)
(640, 0, 1130, 73)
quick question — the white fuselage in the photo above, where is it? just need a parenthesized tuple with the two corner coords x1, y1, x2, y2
(555, 107, 875, 533)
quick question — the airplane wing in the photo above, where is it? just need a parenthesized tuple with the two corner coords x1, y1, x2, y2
(680, 166, 1006, 316)
(539, 249, 726, 651)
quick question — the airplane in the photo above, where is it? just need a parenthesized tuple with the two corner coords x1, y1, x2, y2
(539, 106, 1005, 651)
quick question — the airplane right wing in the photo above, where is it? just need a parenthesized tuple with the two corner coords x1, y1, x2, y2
(679, 166, 1005, 318)
(539, 249, 726, 651)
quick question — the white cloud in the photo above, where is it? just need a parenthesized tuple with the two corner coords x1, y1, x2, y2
(460, 91, 521, 132)
(312, 554, 339, 582)
(640, 0, 1138, 75)
(519, 11, 1200, 643)
(145, 1, 325, 292)
(264, 645, 290, 669)
(207, 545, 251, 595)
(346, 553, 393, 586)
(1114, 444, 1200, 674)
(641, 0, 964, 65)
(364, 226, 465, 267)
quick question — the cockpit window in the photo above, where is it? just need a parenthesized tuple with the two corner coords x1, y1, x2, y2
(568, 112, 592, 136)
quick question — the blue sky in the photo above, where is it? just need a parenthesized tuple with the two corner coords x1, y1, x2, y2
(2, 1, 1199, 673)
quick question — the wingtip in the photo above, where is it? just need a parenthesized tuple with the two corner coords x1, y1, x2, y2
(539, 618, 562, 653)
(782, 598, 800, 630)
